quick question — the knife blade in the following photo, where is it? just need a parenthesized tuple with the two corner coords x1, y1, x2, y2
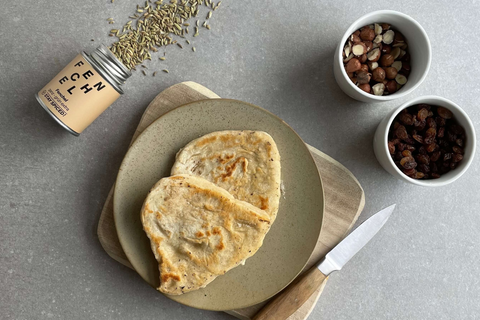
(253, 204, 396, 320)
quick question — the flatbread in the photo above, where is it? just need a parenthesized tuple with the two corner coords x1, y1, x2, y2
(141, 174, 271, 295)
(171, 130, 281, 221)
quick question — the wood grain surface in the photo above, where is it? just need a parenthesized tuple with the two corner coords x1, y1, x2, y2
(97, 81, 365, 320)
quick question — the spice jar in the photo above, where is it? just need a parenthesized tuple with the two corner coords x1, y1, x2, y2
(36, 45, 131, 136)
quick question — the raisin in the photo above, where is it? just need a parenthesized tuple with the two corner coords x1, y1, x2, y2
(388, 141, 396, 154)
(405, 144, 416, 152)
(437, 127, 445, 138)
(428, 111, 434, 117)
(398, 113, 414, 126)
(437, 106, 453, 119)
(394, 152, 403, 161)
(417, 108, 429, 121)
(414, 119, 426, 131)
(417, 104, 431, 111)
(395, 125, 408, 140)
(435, 116, 446, 127)
(427, 118, 436, 129)
(452, 146, 463, 154)
(412, 134, 423, 143)
(400, 156, 417, 169)
(418, 146, 426, 155)
(431, 173, 441, 179)
(397, 143, 406, 151)
(455, 139, 464, 147)
(402, 150, 412, 157)
(452, 153, 463, 163)
(402, 137, 414, 144)
(424, 127, 437, 145)
(393, 121, 400, 130)
(416, 154, 430, 165)
(443, 153, 452, 161)
(414, 172, 425, 179)
(402, 168, 416, 176)
(417, 164, 430, 173)
(426, 143, 436, 153)
(391, 138, 401, 145)
(430, 151, 441, 162)
(431, 163, 438, 173)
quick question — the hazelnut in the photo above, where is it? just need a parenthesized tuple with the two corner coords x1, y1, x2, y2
(401, 62, 411, 77)
(372, 67, 386, 82)
(367, 48, 381, 62)
(372, 41, 382, 51)
(359, 53, 367, 63)
(360, 27, 375, 41)
(385, 67, 398, 79)
(380, 54, 395, 67)
(353, 30, 360, 37)
(359, 64, 369, 73)
(393, 31, 405, 44)
(347, 72, 354, 79)
(373, 34, 383, 44)
(350, 34, 361, 43)
(385, 80, 397, 93)
(372, 83, 385, 96)
(345, 58, 361, 73)
(395, 73, 408, 85)
(343, 53, 354, 63)
(364, 41, 373, 52)
(398, 49, 406, 59)
(368, 61, 379, 70)
(352, 42, 367, 56)
(381, 23, 391, 30)
(391, 61, 402, 71)
(374, 23, 383, 35)
(350, 77, 357, 84)
(391, 47, 401, 60)
(344, 43, 351, 57)
(358, 83, 371, 93)
(383, 30, 395, 44)
(356, 71, 371, 84)
(402, 52, 411, 62)
(381, 45, 391, 54)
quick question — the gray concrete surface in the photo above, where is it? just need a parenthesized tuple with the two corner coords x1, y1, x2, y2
(1, 1, 479, 319)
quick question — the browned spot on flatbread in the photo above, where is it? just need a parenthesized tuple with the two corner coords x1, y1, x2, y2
(212, 227, 222, 235)
(259, 196, 269, 211)
(196, 135, 218, 147)
(216, 242, 225, 250)
(220, 157, 247, 180)
(162, 273, 181, 283)
(196, 231, 204, 237)
(206, 230, 211, 236)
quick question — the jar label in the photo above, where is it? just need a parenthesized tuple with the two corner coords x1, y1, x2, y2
(37, 54, 120, 133)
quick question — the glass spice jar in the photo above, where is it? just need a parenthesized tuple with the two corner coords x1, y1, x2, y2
(35, 45, 131, 136)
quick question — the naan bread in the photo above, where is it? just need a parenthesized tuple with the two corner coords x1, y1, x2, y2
(171, 131, 281, 221)
(141, 174, 271, 295)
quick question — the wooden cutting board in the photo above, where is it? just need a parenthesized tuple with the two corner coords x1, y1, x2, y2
(97, 81, 365, 320)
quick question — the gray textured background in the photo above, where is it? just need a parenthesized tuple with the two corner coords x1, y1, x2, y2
(1, 1, 479, 319)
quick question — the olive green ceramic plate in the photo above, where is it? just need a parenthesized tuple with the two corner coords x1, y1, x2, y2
(113, 99, 324, 311)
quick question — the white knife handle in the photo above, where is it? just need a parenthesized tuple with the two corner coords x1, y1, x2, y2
(252, 266, 327, 320)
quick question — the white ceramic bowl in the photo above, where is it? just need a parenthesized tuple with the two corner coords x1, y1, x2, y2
(334, 10, 431, 102)
(374, 96, 476, 186)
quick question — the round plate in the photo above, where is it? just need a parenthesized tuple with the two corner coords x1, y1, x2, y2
(113, 99, 324, 311)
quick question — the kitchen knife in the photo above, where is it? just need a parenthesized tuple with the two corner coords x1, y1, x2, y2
(253, 204, 396, 320)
